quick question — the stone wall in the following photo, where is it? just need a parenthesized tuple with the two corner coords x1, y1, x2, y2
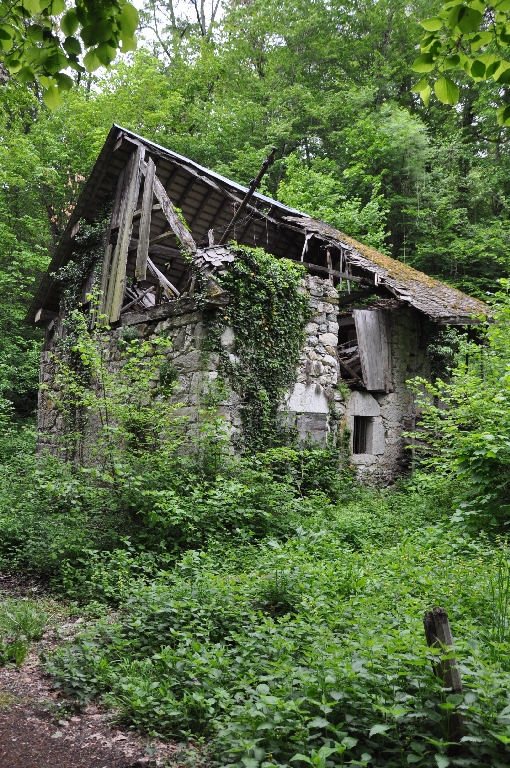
(36, 276, 429, 483)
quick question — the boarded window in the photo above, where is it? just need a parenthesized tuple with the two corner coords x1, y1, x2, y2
(353, 416, 373, 454)
(353, 309, 392, 392)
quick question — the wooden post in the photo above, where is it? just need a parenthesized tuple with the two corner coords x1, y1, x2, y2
(105, 145, 144, 323)
(326, 249, 334, 285)
(135, 157, 156, 282)
(424, 607, 465, 746)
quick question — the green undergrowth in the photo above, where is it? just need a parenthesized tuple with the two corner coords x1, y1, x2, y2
(33, 471, 510, 768)
(3, 432, 510, 766)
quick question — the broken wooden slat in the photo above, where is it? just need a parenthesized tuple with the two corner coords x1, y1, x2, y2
(326, 249, 334, 286)
(105, 146, 144, 323)
(147, 256, 180, 298)
(35, 308, 58, 325)
(121, 285, 156, 314)
(148, 168, 197, 255)
(135, 157, 156, 282)
(353, 309, 391, 392)
(338, 357, 363, 383)
(424, 607, 465, 745)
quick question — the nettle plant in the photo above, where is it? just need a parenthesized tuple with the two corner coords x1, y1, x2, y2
(47, 303, 182, 469)
(204, 245, 312, 452)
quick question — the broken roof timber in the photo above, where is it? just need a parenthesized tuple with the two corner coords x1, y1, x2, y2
(26, 124, 488, 326)
(283, 217, 488, 324)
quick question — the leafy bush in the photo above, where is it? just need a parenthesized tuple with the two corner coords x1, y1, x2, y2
(410, 283, 510, 530)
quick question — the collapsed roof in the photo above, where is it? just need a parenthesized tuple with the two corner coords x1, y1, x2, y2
(27, 124, 488, 326)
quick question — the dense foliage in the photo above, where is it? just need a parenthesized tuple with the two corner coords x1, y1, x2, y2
(412, 0, 510, 122)
(2, 2, 510, 766)
(3, 0, 510, 420)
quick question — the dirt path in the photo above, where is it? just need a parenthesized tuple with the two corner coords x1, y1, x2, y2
(0, 576, 187, 768)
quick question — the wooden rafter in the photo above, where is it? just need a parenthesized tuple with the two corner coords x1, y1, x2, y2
(145, 163, 197, 255)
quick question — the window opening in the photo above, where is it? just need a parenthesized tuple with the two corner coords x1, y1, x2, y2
(353, 416, 373, 454)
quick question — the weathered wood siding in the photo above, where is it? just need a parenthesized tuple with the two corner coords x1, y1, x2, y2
(353, 309, 391, 392)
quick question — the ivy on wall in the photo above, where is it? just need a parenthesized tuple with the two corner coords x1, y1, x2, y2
(205, 245, 312, 452)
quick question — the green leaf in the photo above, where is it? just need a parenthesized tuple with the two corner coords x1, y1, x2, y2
(26, 24, 44, 42)
(369, 723, 391, 737)
(434, 76, 459, 104)
(435, 755, 450, 768)
(495, 0, 510, 9)
(497, 104, 510, 125)
(55, 71, 73, 90)
(457, 6, 483, 33)
(44, 51, 67, 73)
(291, 755, 312, 765)
(470, 58, 486, 78)
(83, 48, 101, 72)
(119, 2, 139, 37)
(421, 17, 443, 31)
(6, 59, 22, 73)
(471, 31, 492, 50)
(25, 46, 48, 66)
(0, 27, 11, 40)
(493, 60, 510, 83)
(42, 84, 62, 110)
(63, 36, 81, 55)
(308, 717, 330, 728)
(412, 76, 429, 92)
(412, 53, 436, 73)
(18, 0, 41, 16)
(441, 54, 461, 70)
(341, 736, 357, 749)
(61, 9, 79, 37)
(15, 65, 35, 82)
(120, 35, 136, 52)
(421, 84, 431, 106)
(95, 41, 116, 65)
(47, 0, 65, 15)
(82, 19, 115, 45)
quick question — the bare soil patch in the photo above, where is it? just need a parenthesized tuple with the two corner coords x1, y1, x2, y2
(0, 575, 194, 768)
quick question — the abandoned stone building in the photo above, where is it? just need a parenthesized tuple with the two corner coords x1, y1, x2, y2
(28, 125, 487, 480)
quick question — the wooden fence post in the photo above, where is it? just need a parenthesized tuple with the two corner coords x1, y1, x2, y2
(423, 607, 465, 746)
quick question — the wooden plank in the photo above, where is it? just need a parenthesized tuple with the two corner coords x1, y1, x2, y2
(353, 309, 391, 392)
(133, 203, 161, 220)
(337, 290, 375, 307)
(135, 157, 156, 281)
(110, 165, 127, 230)
(151, 171, 197, 255)
(105, 146, 144, 323)
(300, 261, 366, 284)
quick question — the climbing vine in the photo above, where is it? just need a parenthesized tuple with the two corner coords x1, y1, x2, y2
(52, 214, 110, 320)
(49, 213, 110, 455)
(205, 245, 312, 451)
